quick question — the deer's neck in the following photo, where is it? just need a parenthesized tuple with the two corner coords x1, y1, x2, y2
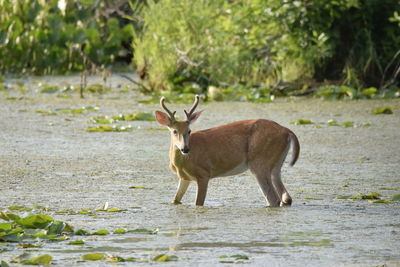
(169, 145, 186, 166)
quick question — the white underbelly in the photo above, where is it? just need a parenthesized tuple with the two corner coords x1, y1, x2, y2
(218, 162, 248, 177)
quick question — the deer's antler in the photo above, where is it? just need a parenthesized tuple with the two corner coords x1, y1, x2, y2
(160, 97, 176, 121)
(184, 95, 200, 120)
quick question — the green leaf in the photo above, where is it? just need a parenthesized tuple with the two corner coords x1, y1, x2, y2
(128, 228, 158, 234)
(362, 87, 377, 96)
(113, 228, 127, 234)
(361, 192, 380, 199)
(391, 194, 400, 201)
(153, 254, 178, 262)
(22, 254, 52, 265)
(368, 200, 390, 204)
(107, 255, 136, 262)
(40, 86, 59, 94)
(47, 221, 66, 235)
(8, 206, 32, 211)
(341, 121, 354, 127)
(380, 187, 400, 190)
(291, 119, 313, 125)
(327, 119, 340, 126)
(1, 261, 10, 267)
(18, 243, 44, 248)
(75, 229, 89, 236)
(86, 125, 132, 132)
(17, 215, 54, 229)
(35, 110, 57, 116)
(68, 240, 85, 245)
(113, 112, 155, 121)
(106, 208, 127, 213)
(0, 223, 12, 232)
(0, 212, 21, 222)
(372, 107, 393, 115)
(232, 254, 249, 260)
(91, 229, 109, 235)
(82, 253, 105, 261)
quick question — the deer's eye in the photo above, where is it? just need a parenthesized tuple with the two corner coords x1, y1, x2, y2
(188, 130, 192, 135)
(173, 130, 178, 135)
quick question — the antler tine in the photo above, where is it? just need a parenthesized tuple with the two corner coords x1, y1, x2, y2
(160, 97, 176, 121)
(184, 95, 200, 120)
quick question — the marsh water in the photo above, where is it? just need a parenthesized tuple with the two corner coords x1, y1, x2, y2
(0, 75, 399, 266)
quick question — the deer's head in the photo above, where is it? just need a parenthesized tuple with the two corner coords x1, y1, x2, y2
(155, 95, 202, 155)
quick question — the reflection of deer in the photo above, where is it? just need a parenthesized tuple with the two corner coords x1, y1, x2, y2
(155, 95, 300, 207)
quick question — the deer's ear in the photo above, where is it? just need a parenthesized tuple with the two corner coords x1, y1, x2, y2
(188, 111, 202, 124)
(155, 111, 171, 126)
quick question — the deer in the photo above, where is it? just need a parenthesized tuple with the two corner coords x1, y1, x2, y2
(155, 95, 300, 207)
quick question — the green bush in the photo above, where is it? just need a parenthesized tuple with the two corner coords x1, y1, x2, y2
(133, 0, 400, 91)
(0, 0, 135, 74)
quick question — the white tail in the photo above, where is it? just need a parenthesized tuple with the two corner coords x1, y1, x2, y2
(155, 95, 300, 207)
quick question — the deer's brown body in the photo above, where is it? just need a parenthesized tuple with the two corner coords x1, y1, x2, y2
(156, 95, 300, 207)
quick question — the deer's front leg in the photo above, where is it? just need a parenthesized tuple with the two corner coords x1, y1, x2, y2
(173, 179, 190, 204)
(195, 179, 209, 206)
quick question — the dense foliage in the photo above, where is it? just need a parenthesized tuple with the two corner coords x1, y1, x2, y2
(133, 0, 400, 91)
(0, 0, 136, 74)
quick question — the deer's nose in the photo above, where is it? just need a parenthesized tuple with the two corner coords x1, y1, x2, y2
(181, 147, 190, 154)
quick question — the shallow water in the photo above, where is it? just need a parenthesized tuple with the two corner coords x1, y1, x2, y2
(0, 74, 399, 266)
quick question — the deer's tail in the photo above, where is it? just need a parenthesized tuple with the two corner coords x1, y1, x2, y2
(288, 131, 300, 167)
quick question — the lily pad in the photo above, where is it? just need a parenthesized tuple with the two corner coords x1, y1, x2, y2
(17, 215, 54, 229)
(21, 254, 52, 265)
(368, 200, 390, 204)
(327, 119, 340, 126)
(18, 243, 44, 248)
(128, 228, 158, 234)
(291, 119, 313, 125)
(40, 86, 59, 94)
(107, 256, 136, 262)
(0, 223, 13, 232)
(68, 240, 85, 245)
(361, 192, 380, 199)
(341, 121, 354, 127)
(35, 110, 57, 116)
(91, 229, 109, 235)
(153, 254, 178, 262)
(113, 228, 127, 234)
(372, 107, 393, 114)
(86, 125, 132, 132)
(82, 253, 105, 261)
(232, 254, 249, 260)
(391, 194, 400, 201)
(112, 112, 155, 121)
(106, 208, 127, 213)
(85, 84, 110, 94)
(74, 229, 89, 236)
(90, 116, 113, 124)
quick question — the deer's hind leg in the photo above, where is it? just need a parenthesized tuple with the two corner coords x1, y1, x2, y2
(271, 141, 292, 206)
(249, 161, 280, 207)
(271, 168, 292, 206)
